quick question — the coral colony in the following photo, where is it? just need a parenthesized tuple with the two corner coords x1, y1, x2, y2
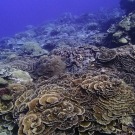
(0, 0, 135, 134)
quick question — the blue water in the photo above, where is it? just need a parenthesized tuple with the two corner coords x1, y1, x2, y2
(0, 0, 120, 38)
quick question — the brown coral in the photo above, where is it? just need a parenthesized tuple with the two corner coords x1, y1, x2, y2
(16, 74, 135, 134)
(19, 113, 46, 135)
(36, 55, 66, 77)
(13, 90, 36, 119)
(8, 84, 27, 102)
(18, 85, 85, 134)
(93, 83, 135, 124)
(0, 100, 14, 114)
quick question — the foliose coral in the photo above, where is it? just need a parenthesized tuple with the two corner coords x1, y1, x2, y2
(17, 74, 135, 135)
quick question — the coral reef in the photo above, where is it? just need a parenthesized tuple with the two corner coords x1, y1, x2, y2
(4, 56, 38, 73)
(51, 45, 98, 73)
(0, 8, 124, 52)
(0, 6, 135, 135)
(16, 74, 135, 135)
(0, 44, 135, 135)
(105, 11, 135, 47)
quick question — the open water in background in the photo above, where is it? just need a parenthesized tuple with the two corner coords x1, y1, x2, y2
(0, 0, 120, 38)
